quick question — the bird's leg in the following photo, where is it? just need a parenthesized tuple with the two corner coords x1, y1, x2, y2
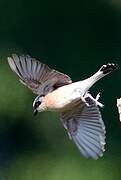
(96, 92, 101, 101)
(79, 95, 90, 107)
(84, 93, 104, 107)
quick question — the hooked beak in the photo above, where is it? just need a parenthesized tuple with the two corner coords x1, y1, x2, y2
(33, 109, 38, 116)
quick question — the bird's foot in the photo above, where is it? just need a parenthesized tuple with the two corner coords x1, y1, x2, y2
(84, 93, 104, 108)
(96, 92, 101, 101)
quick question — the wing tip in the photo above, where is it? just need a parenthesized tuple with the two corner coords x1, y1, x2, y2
(72, 131, 106, 159)
(7, 56, 16, 72)
(8, 54, 31, 61)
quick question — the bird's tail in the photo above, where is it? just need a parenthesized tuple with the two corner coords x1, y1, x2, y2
(79, 63, 118, 95)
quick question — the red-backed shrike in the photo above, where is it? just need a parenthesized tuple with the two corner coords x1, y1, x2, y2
(8, 54, 118, 159)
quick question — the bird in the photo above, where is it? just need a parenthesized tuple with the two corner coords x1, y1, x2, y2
(7, 54, 118, 159)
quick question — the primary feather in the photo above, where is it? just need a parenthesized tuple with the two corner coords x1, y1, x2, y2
(60, 96, 105, 159)
(8, 54, 72, 95)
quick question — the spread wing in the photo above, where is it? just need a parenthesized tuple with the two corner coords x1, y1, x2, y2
(8, 54, 72, 95)
(60, 96, 106, 159)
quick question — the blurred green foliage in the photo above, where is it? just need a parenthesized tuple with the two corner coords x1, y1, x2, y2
(0, 0, 121, 179)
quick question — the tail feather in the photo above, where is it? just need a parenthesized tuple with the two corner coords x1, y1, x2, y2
(79, 63, 118, 95)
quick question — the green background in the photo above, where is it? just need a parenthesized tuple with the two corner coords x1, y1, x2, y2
(0, 0, 121, 179)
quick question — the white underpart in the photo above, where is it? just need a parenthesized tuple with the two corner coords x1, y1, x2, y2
(79, 68, 106, 108)
(69, 68, 105, 107)
(71, 68, 106, 97)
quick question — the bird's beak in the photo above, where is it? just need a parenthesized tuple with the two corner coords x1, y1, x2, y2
(33, 109, 38, 116)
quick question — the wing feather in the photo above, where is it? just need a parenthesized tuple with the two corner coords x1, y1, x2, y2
(8, 54, 72, 95)
(60, 96, 106, 159)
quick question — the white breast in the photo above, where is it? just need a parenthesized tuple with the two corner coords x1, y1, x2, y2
(45, 83, 85, 111)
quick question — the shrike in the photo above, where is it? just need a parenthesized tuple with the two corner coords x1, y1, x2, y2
(8, 54, 118, 159)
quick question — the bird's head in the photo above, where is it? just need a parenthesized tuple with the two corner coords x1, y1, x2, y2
(33, 95, 47, 115)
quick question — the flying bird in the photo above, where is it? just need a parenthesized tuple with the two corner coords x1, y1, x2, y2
(8, 54, 118, 159)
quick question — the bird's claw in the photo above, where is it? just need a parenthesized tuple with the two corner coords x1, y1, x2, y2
(84, 93, 104, 108)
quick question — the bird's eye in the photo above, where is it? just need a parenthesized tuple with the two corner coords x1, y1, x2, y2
(34, 101, 41, 109)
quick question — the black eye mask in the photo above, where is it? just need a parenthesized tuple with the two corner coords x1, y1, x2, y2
(34, 101, 41, 109)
